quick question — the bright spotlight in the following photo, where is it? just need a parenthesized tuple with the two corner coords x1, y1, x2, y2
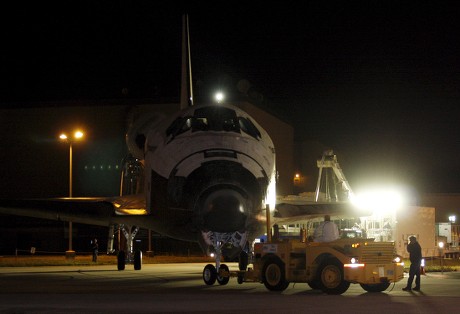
(214, 91, 224, 103)
(351, 187, 404, 216)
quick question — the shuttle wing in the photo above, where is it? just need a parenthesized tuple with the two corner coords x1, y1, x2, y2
(274, 197, 370, 224)
(0, 194, 148, 228)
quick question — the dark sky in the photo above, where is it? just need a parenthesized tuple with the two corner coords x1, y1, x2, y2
(2, 1, 460, 194)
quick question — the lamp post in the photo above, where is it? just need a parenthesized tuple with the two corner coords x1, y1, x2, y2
(60, 130, 84, 259)
(438, 241, 444, 275)
(449, 215, 457, 248)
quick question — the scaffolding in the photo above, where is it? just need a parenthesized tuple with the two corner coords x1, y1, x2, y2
(315, 150, 353, 203)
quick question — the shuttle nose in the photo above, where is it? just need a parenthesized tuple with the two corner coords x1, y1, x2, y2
(201, 189, 248, 232)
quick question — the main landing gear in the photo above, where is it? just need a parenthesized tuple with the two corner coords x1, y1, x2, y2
(201, 231, 249, 286)
(108, 224, 143, 271)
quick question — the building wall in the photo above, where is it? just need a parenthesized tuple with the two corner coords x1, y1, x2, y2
(394, 206, 436, 258)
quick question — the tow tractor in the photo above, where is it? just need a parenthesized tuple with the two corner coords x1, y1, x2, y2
(203, 209, 405, 294)
(202, 150, 405, 294)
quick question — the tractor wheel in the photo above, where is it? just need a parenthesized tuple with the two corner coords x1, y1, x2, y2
(262, 257, 289, 291)
(318, 258, 350, 294)
(360, 282, 391, 292)
(308, 280, 321, 290)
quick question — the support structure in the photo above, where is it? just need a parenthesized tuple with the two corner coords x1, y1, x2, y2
(120, 224, 140, 263)
(107, 224, 115, 254)
(315, 150, 354, 202)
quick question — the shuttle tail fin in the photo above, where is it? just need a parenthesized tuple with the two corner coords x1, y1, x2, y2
(180, 14, 193, 109)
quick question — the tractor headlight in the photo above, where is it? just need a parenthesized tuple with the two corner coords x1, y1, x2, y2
(393, 255, 404, 266)
(344, 257, 365, 268)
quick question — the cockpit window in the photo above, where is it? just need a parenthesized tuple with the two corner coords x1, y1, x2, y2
(166, 116, 192, 137)
(193, 107, 240, 133)
(191, 117, 209, 132)
(165, 107, 261, 141)
(239, 117, 261, 139)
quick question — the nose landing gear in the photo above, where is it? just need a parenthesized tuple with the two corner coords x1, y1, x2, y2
(201, 231, 249, 285)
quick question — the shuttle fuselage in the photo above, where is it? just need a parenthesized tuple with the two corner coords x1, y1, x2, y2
(142, 103, 276, 253)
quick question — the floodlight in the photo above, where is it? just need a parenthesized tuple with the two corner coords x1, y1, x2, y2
(351, 187, 404, 216)
(214, 91, 224, 103)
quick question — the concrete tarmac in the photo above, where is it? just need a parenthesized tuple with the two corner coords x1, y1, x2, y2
(0, 263, 459, 313)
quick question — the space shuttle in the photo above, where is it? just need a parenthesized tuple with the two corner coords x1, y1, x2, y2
(0, 15, 277, 274)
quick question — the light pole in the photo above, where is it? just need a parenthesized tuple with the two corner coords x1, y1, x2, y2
(449, 215, 457, 248)
(60, 130, 84, 259)
(438, 241, 444, 275)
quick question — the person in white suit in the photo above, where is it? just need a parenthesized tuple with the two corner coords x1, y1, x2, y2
(314, 215, 339, 242)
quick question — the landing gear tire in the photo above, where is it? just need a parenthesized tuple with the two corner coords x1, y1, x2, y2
(360, 282, 390, 292)
(262, 257, 289, 291)
(217, 264, 230, 285)
(318, 258, 350, 295)
(134, 250, 142, 270)
(239, 250, 249, 271)
(237, 243, 249, 284)
(203, 264, 217, 285)
(117, 251, 126, 271)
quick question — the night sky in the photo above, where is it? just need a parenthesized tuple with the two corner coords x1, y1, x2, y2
(2, 1, 460, 194)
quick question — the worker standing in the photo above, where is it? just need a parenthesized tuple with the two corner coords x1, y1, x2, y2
(402, 235, 422, 291)
(91, 238, 99, 263)
(314, 215, 339, 242)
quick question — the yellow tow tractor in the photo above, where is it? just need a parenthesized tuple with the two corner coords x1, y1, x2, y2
(246, 234, 404, 294)
(207, 223, 405, 294)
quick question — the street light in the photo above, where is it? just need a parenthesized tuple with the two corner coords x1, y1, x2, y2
(448, 215, 457, 248)
(438, 241, 445, 275)
(59, 130, 84, 198)
(59, 130, 84, 258)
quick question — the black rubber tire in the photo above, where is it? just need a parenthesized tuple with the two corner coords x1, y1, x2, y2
(203, 264, 217, 285)
(134, 250, 142, 270)
(262, 257, 289, 291)
(308, 280, 321, 290)
(217, 264, 230, 285)
(117, 251, 125, 271)
(318, 258, 350, 295)
(360, 282, 391, 292)
(239, 250, 249, 271)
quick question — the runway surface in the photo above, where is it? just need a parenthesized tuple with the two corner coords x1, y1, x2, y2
(1, 263, 459, 313)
